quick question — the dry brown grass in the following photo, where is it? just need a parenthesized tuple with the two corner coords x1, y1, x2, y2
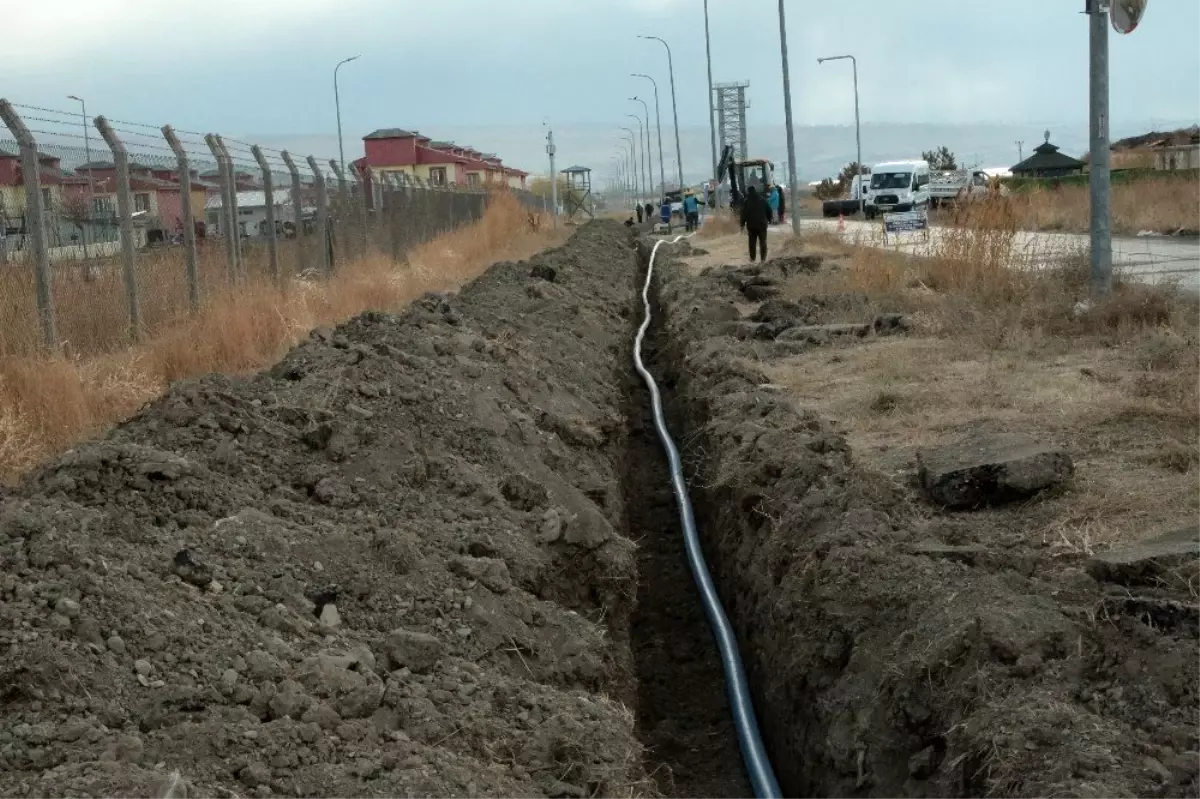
(744, 211, 1200, 552)
(697, 211, 739, 239)
(0, 194, 564, 482)
(939, 176, 1200, 235)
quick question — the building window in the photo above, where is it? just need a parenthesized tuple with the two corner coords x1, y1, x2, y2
(429, 167, 446, 186)
(467, 173, 480, 187)
(134, 193, 151, 212)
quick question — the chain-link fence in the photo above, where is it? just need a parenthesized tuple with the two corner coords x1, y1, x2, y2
(0, 99, 542, 359)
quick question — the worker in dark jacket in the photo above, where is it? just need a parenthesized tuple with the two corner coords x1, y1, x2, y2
(739, 185, 771, 262)
(776, 184, 787, 224)
(635, 203, 643, 224)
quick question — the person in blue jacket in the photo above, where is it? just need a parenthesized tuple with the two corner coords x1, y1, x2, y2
(682, 191, 700, 232)
(766, 184, 780, 225)
(659, 199, 672, 231)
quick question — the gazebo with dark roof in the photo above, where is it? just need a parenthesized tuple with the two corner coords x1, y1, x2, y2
(1011, 131, 1085, 178)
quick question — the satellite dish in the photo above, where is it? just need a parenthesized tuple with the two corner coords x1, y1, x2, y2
(1111, 0, 1146, 33)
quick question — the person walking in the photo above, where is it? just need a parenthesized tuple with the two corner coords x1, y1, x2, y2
(775, 184, 787, 225)
(636, 204, 644, 224)
(682, 190, 700, 232)
(644, 202, 654, 222)
(739, 185, 771, 262)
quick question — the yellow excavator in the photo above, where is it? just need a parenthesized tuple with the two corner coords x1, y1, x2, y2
(717, 144, 776, 208)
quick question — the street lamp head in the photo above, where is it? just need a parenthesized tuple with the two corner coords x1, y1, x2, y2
(67, 94, 82, 102)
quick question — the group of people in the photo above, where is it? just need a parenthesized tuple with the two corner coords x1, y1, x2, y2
(625, 182, 787, 264)
(629, 190, 704, 232)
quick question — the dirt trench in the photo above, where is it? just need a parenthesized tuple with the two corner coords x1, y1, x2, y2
(621, 290, 750, 798)
(0, 221, 749, 798)
(642, 238, 1199, 798)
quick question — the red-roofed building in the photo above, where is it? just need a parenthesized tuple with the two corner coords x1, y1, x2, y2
(357, 128, 527, 192)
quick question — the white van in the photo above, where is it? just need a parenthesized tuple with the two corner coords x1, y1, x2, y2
(863, 159, 930, 219)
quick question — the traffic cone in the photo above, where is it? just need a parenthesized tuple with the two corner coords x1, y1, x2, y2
(837, 212, 845, 234)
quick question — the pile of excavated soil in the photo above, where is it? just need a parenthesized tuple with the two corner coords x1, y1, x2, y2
(0, 222, 654, 798)
(647, 240, 1199, 798)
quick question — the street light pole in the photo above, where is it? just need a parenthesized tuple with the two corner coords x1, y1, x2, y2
(777, 0, 800, 236)
(641, 35, 685, 193)
(1087, 0, 1112, 297)
(1016, 140, 1024, 162)
(633, 75, 666, 204)
(626, 115, 647, 206)
(67, 94, 94, 248)
(817, 55, 862, 215)
(703, 0, 718, 186)
(546, 123, 557, 227)
(620, 127, 639, 205)
(334, 55, 360, 177)
(630, 96, 652, 204)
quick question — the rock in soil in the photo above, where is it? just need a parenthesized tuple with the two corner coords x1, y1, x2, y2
(916, 430, 1074, 509)
(1087, 525, 1200, 587)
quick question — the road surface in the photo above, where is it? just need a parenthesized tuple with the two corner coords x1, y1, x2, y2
(786, 216, 1200, 292)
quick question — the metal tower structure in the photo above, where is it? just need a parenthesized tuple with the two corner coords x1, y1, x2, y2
(561, 165, 594, 220)
(714, 80, 749, 160)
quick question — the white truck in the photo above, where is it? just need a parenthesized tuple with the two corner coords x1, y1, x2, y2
(928, 169, 993, 208)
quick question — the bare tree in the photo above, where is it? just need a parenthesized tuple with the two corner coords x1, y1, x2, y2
(60, 192, 92, 260)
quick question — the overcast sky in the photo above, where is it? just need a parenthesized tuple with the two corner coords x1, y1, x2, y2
(4, 0, 1198, 181)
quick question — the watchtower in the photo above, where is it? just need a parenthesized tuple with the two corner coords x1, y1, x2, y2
(560, 165, 593, 220)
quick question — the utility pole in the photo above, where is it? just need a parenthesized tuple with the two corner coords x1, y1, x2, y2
(1087, 0, 1112, 296)
(817, 55, 862, 215)
(1016, 140, 1024, 162)
(777, 0, 800, 235)
(703, 0, 718, 185)
(641, 36, 685, 193)
(334, 55, 360, 177)
(546, 124, 558, 227)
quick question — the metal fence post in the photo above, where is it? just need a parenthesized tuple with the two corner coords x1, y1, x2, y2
(328, 159, 351, 262)
(205, 134, 237, 284)
(162, 125, 200, 312)
(351, 165, 370, 255)
(251, 146, 281, 286)
(214, 135, 243, 280)
(280, 150, 306, 278)
(387, 173, 403, 261)
(372, 169, 384, 228)
(93, 116, 141, 342)
(0, 99, 56, 348)
(306, 156, 331, 275)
